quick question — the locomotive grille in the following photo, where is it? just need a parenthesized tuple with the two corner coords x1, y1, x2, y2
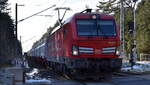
(79, 47, 94, 53)
(102, 47, 116, 53)
(78, 47, 116, 54)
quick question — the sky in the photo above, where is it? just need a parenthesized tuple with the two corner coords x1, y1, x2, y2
(8, 0, 99, 52)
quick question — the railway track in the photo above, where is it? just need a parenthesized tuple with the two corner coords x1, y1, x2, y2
(35, 69, 128, 81)
(26, 69, 150, 85)
(113, 72, 130, 76)
(113, 71, 146, 77)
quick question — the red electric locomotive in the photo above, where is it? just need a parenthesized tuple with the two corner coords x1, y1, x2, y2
(27, 9, 122, 80)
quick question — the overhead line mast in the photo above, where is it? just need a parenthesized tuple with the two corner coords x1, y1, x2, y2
(120, 0, 125, 57)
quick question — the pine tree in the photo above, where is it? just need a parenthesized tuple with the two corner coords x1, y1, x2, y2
(0, 0, 22, 67)
(97, 0, 119, 14)
(136, 0, 150, 54)
(0, 0, 8, 13)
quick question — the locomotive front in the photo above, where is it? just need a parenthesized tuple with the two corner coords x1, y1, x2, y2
(65, 13, 122, 74)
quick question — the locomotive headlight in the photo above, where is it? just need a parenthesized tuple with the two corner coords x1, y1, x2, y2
(72, 45, 79, 56)
(116, 47, 120, 55)
(73, 50, 78, 55)
(116, 50, 120, 55)
(92, 15, 97, 19)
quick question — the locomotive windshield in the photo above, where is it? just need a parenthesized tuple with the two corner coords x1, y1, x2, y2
(77, 19, 116, 36)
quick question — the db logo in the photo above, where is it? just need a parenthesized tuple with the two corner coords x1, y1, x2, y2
(95, 49, 101, 54)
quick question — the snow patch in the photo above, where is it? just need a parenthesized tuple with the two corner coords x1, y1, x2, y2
(26, 79, 51, 84)
(122, 61, 150, 73)
(26, 68, 38, 76)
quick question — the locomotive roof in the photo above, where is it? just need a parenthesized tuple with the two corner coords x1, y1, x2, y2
(63, 12, 114, 25)
(75, 12, 113, 16)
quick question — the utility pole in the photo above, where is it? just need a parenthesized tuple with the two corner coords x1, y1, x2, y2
(15, 3, 24, 39)
(120, 0, 125, 57)
(133, 0, 137, 46)
(130, 0, 138, 69)
(15, 3, 18, 39)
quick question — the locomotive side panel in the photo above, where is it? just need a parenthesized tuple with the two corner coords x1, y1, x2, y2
(46, 23, 74, 63)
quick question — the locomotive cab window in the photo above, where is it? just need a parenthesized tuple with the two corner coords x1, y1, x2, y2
(98, 20, 116, 36)
(76, 19, 116, 36)
(77, 20, 97, 36)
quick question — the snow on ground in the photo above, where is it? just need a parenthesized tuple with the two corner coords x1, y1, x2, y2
(24, 61, 150, 84)
(26, 78, 51, 84)
(122, 61, 150, 73)
(26, 68, 38, 76)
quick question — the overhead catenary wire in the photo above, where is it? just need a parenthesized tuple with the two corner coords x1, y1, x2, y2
(36, 15, 53, 17)
(18, 5, 56, 23)
(22, 36, 36, 44)
(21, 1, 69, 51)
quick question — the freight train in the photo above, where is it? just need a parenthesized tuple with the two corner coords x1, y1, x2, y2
(27, 9, 122, 80)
